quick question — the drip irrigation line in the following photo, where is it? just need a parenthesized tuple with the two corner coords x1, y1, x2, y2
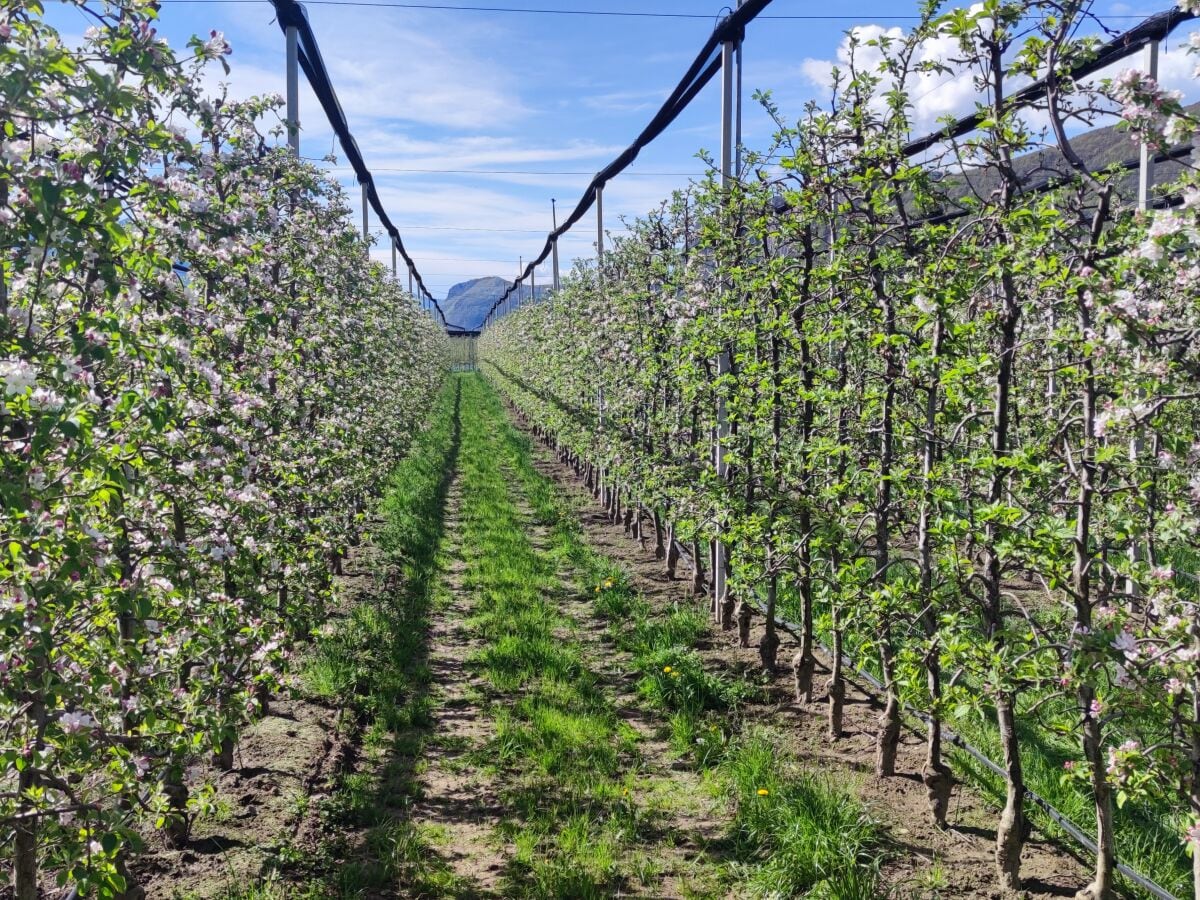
(483, 0, 770, 322)
(269, 0, 447, 322)
(655, 536, 1179, 900)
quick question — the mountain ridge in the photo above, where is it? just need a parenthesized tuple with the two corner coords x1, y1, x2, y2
(441, 276, 548, 331)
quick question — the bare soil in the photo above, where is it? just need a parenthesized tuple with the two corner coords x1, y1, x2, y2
(132, 544, 384, 899)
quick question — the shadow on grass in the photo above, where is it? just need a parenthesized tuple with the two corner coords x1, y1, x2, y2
(274, 376, 488, 898)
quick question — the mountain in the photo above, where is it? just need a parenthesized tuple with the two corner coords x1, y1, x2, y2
(441, 276, 549, 331)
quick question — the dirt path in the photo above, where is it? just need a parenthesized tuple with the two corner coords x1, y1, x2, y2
(400, 469, 508, 896)
(519, 427, 1094, 899)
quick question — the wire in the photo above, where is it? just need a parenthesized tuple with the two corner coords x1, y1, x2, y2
(160, 0, 925, 16)
(320, 166, 702, 176)
(161, 0, 1161, 15)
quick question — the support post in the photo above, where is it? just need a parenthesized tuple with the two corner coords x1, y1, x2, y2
(391, 238, 397, 279)
(1129, 38, 1160, 597)
(361, 182, 369, 244)
(408, 265, 414, 296)
(734, 0, 744, 176)
(286, 25, 300, 156)
(598, 386, 605, 508)
(713, 31, 736, 618)
(595, 184, 604, 278)
(720, 40, 735, 191)
(551, 198, 561, 291)
(1138, 40, 1159, 211)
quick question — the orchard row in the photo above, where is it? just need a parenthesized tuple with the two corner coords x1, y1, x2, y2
(1, 2, 446, 896)
(482, 3, 1200, 896)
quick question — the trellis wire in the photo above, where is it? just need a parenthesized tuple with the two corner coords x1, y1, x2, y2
(659, 538, 1180, 900)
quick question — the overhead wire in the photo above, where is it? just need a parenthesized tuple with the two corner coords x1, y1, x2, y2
(480, 0, 771, 322)
(163, 0, 1161, 16)
(268, 0, 448, 324)
(901, 6, 1196, 157)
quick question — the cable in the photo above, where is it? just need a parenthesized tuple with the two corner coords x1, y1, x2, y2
(902, 6, 1197, 158)
(269, 0, 448, 324)
(161, 0, 923, 17)
(163, 0, 1163, 16)
(481, 1, 770, 323)
(319, 166, 702, 176)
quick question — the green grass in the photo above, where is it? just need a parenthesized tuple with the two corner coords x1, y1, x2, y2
(477, 372, 885, 900)
(451, 373, 654, 896)
(719, 729, 881, 898)
(269, 375, 469, 897)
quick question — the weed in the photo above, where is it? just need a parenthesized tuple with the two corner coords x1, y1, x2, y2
(720, 729, 883, 897)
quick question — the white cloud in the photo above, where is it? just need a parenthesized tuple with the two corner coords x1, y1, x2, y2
(583, 88, 669, 114)
(212, 4, 528, 130)
(798, 22, 992, 134)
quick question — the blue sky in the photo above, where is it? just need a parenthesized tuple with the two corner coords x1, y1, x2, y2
(44, 0, 1200, 299)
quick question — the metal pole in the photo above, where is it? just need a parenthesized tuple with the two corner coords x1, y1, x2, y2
(391, 238, 397, 279)
(408, 265, 414, 296)
(361, 182, 369, 242)
(286, 25, 300, 156)
(518, 257, 523, 308)
(713, 32, 736, 619)
(1138, 40, 1160, 211)
(531, 265, 536, 304)
(598, 385, 605, 508)
(734, 0, 744, 176)
(1129, 38, 1160, 597)
(551, 198, 561, 291)
(720, 40, 735, 189)
(595, 184, 604, 274)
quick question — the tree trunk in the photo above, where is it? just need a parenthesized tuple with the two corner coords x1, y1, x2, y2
(13, 813, 38, 900)
(719, 552, 735, 632)
(875, 646, 901, 778)
(995, 695, 1025, 895)
(737, 600, 753, 649)
(162, 765, 191, 849)
(214, 737, 235, 771)
(709, 540, 719, 620)
(1076, 684, 1115, 900)
(665, 522, 679, 579)
(922, 656, 953, 828)
(826, 624, 844, 739)
(653, 510, 665, 560)
(691, 539, 705, 596)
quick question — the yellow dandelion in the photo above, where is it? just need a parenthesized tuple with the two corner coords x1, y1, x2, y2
(670, 671, 679, 678)
(663, 666, 672, 674)
(594, 586, 601, 593)
(604, 579, 614, 588)
(757, 789, 770, 797)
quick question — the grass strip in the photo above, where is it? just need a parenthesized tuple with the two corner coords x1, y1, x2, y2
(234, 375, 467, 898)
(481, 374, 885, 900)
